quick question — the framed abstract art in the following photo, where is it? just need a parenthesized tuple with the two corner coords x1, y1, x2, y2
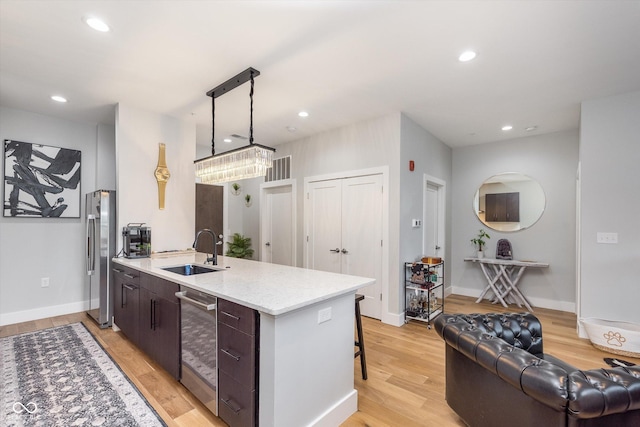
(3, 139, 81, 218)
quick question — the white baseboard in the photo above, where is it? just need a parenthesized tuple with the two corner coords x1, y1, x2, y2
(452, 286, 576, 313)
(310, 389, 358, 427)
(381, 311, 405, 327)
(0, 301, 87, 326)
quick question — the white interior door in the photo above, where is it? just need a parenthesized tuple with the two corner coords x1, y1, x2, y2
(307, 174, 383, 319)
(341, 175, 383, 319)
(307, 180, 342, 273)
(261, 185, 294, 266)
(423, 177, 445, 258)
(425, 183, 439, 255)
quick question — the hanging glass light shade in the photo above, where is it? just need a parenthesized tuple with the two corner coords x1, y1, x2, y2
(195, 143, 275, 184)
(194, 67, 275, 184)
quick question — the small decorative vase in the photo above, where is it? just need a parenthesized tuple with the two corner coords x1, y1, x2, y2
(477, 251, 484, 259)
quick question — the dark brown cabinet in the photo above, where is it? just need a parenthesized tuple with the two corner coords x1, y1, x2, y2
(139, 274, 181, 379)
(485, 192, 520, 222)
(112, 265, 140, 345)
(218, 298, 259, 427)
(112, 264, 181, 380)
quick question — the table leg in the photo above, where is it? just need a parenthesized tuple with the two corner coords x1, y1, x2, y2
(475, 263, 509, 307)
(505, 266, 533, 311)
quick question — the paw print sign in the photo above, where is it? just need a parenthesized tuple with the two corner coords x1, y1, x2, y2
(603, 330, 627, 348)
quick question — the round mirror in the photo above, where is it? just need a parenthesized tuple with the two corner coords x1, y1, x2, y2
(473, 172, 545, 232)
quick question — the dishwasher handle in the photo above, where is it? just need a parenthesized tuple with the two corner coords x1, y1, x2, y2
(175, 291, 217, 311)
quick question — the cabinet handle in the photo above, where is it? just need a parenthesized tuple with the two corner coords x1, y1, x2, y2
(221, 398, 242, 414)
(221, 348, 241, 361)
(112, 268, 124, 273)
(124, 273, 136, 279)
(150, 299, 157, 330)
(121, 284, 126, 308)
(123, 284, 135, 291)
(221, 311, 240, 321)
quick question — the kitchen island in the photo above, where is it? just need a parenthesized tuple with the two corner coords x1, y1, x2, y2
(112, 251, 374, 427)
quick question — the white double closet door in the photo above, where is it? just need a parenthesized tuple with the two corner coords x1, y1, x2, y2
(307, 174, 383, 319)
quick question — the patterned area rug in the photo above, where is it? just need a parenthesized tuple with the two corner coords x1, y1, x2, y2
(1, 323, 166, 427)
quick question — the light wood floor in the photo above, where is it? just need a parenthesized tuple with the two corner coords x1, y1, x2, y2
(2, 294, 637, 426)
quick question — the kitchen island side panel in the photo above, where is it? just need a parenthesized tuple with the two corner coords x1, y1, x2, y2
(259, 292, 357, 427)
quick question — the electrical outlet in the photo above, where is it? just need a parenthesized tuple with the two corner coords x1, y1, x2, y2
(318, 307, 332, 324)
(41, 277, 49, 288)
(596, 232, 618, 244)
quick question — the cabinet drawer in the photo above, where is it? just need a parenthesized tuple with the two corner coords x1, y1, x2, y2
(113, 264, 140, 284)
(218, 299, 256, 335)
(218, 322, 256, 388)
(140, 274, 179, 302)
(219, 370, 256, 427)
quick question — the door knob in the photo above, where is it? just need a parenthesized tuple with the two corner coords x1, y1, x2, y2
(265, 242, 271, 246)
(329, 248, 340, 253)
(435, 245, 441, 250)
(341, 248, 349, 254)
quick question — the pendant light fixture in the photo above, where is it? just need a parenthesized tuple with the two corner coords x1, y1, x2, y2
(194, 67, 275, 184)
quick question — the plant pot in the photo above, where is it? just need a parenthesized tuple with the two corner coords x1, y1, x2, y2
(477, 251, 484, 259)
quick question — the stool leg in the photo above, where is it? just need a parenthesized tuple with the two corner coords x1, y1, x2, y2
(354, 299, 368, 380)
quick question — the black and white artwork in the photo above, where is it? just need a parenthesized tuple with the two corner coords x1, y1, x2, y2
(3, 139, 81, 218)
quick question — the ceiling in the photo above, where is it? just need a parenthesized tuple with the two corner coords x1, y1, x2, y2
(1, 1, 639, 153)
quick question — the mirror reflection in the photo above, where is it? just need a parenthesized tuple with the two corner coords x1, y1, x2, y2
(473, 172, 545, 232)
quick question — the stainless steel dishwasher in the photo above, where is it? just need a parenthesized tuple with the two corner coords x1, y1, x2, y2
(175, 286, 218, 415)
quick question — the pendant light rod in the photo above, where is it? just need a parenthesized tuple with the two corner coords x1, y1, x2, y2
(206, 67, 260, 98)
(206, 67, 261, 156)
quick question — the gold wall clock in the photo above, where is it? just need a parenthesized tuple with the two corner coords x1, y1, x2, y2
(154, 143, 171, 209)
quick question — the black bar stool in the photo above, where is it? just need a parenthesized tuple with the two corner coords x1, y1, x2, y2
(354, 294, 367, 380)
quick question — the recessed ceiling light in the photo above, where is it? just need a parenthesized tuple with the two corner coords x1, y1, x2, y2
(84, 16, 110, 32)
(298, 111, 309, 118)
(223, 138, 232, 143)
(525, 126, 538, 132)
(501, 125, 513, 131)
(458, 50, 477, 62)
(286, 126, 297, 133)
(51, 95, 67, 103)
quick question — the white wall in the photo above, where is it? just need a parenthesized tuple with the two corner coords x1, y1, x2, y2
(399, 114, 453, 309)
(115, 104, 196, 252)
(0, 106, 107, 325)
(96, 123, 116, 191)
(273, 113, 402, 320)
(579, 91, 640, 326)
(451, 130, 579, 311)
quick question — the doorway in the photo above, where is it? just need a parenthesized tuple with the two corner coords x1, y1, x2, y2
(306, 174, 383, 319)
(423, 175, 446, 258)
(195, 183, 224, 256)
(260, 180, 296, 266)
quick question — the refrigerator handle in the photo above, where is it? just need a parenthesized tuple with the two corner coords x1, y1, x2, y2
(87, 214, 96, 274)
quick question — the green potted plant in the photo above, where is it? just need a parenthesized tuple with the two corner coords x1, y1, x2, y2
(231, 182, 241, 195)
(471, 229, 490, 258)
(245, 194, 252, 207)
(225, 233, 254, 259)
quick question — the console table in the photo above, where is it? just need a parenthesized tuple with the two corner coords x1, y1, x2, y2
(464, 258, 549, 311)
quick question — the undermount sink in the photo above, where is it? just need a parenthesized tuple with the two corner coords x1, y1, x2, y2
(162, 264, 224, 276)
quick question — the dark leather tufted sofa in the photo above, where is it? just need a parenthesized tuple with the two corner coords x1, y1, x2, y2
(434, 313, 640, 427)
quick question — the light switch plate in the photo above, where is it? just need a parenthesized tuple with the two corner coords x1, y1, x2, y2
(596, 232, 618, 244)
(412, 219, 422, 228)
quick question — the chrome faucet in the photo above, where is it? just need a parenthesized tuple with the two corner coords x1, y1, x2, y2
(193, 229, 222, 265)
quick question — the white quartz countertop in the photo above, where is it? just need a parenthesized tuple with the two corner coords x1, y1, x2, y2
(112, 252, 374, 316)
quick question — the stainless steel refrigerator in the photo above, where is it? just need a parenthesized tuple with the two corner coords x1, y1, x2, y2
(85, 190, 116, 328)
